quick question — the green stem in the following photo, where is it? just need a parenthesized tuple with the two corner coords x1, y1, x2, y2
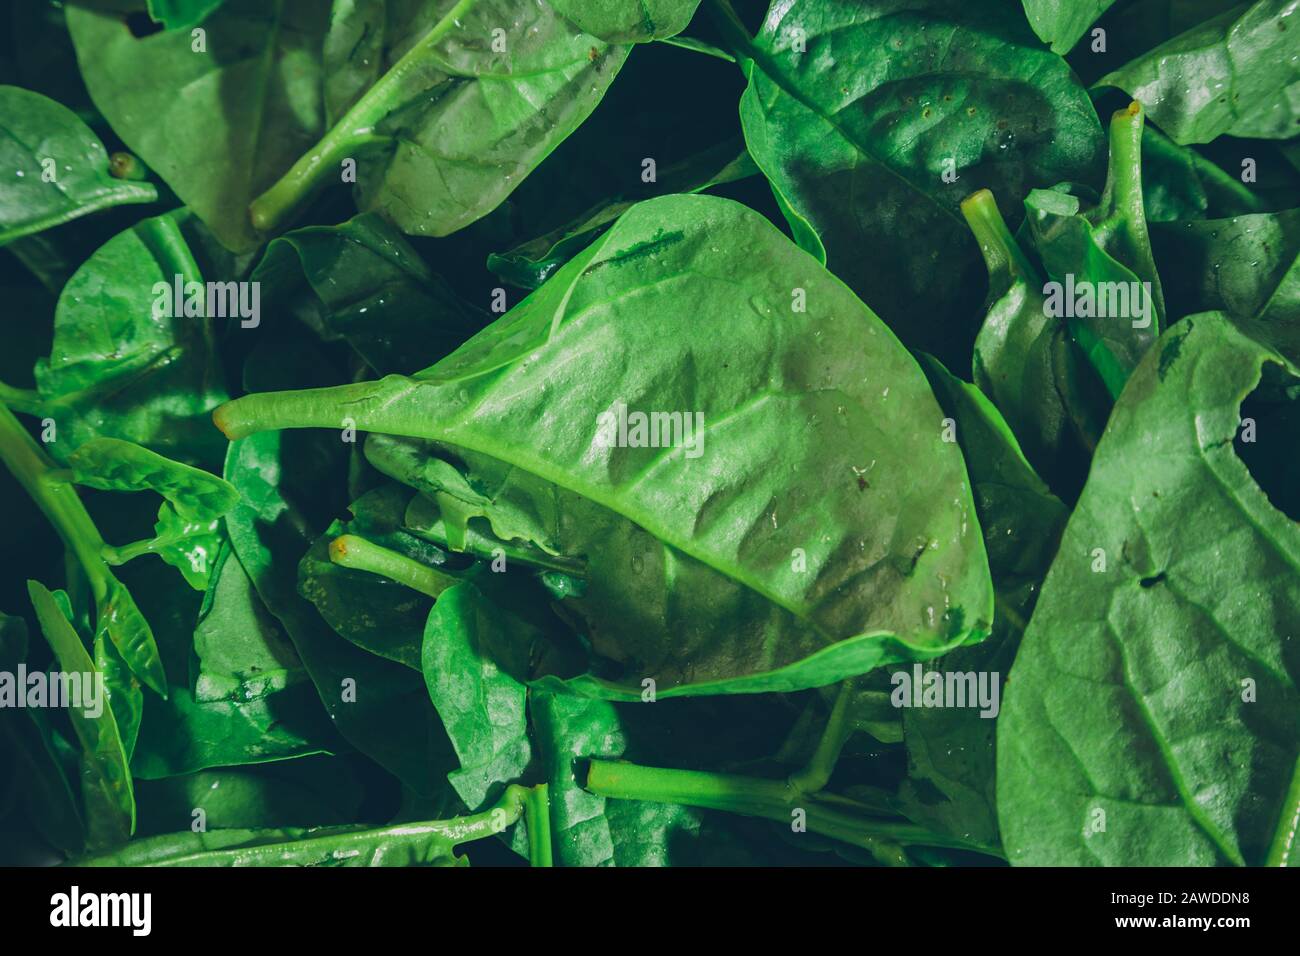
(960, 188, 1040, 287)
(787, 681, 855, 794)
(248, 0, 479, 234)
(0, 404, 112, 602)
(586, 759, 1004, 864)
(329, 534, 458, 599)
(0, 381, 44, 416)
(525, 784, 553, 867)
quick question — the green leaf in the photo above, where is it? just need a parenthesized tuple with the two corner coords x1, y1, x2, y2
(250, 0, 632, 241)
(35, 211, 228, 468)
(0, 612, 85, 855)
(1151, 208, 1300, 359)
(67, 0, 332, 252)
(1020, 1, 1118, 54)
(252, 213, 485, 376)
(141, 503, 223, 590)
(146, 0, 227, 30)
(731, 0, 1104, 365)
(27, 579, 135, 848)
(73, 784, 532, 866)
(134, 756, 364, 835)
(0, 85, 155, 246)
(1140, 123, 1268, 222)
(131, 545, 340, 778)
(67, 437, 239, 520)
(215, 194, 994, 696)
(549, 0, 701, 42)
(1097, 0, 1300, 144)
(998, 314, 1300, 866)
(224, 429, 457, 795)
(421, 582, 533, 808)
(93, 621, 143, 762)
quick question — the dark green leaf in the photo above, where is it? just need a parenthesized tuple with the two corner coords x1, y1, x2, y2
(998, 314, 1300, 865)
(0, 85, 155, 246)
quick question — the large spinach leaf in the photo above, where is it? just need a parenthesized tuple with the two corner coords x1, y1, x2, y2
(998, 314, 1300, 865)
(728, 0, 1105, 364)
(216, 194, 994, 696)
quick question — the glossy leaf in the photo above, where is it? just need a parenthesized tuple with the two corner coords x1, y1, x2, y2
(215, 194, 994, 696)
(1151, 209, 1300, 357)
(74, 784, 532, 866)
(34, 211, 228, 468)
(252, 213, 485, 376)
(731, 0, 1105, 364)
(27, 579, 135, 848)
(131, 545, 339, 778)
(1020, 1, 1117, 54)
(421, 582, 533, 807)
(67, 436, 239, 520)
(0, 85, 155, 246)
(298, 484, 451, 669)
(549, 0, 701, 42)
(902, 356, 1067, 849)
(998, 314, 1300, 865)
(1097, 0, 1300, 144)
(146, 0, 226, 30)
(67, 0, 331, 252)
(250, 0, 632, 241)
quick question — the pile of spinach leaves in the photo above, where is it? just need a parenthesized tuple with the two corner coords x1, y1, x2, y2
(0, 0, 1297, 869)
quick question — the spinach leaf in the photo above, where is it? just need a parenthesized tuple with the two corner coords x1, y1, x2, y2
(1151, 208, 1300, 358)
(73, 783, 536, 865)
(548, 0, 700, 42)
(298, 484, 453, 669)
(901, 356, 1068, 848)
(146, 0, 226, 30)
(253, 213, 485, 376)
(216, 194, 994, 696)
(1097, 0, 1300, 144)
(34, 210, 228, 469)
(1022, 103, 1166, 396)
(66, 437, 239, 520)
(421, 581, 534, 808)
(1020, 1, 1118, 54)
(27, 579, 136, 849)
(253, 0, 633, 241)
(998, 314, 1300, 865)
(67, 0, 332, 252)
(0, 85, 155, 246)
(1140, 123, 1268, 222)
(727, 0, 1105, 364)
(131, 544, 341, 778)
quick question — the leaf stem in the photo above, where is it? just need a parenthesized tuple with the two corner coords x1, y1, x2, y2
(0, 381, 44, 416)
(1266, 754, 1300, 866)
(525, 784, 552, 867)
(248, 0, 480, 235)
(586, 759, 1004, 863)
(787, 680, 855, 794)
(329, 534, 458, 599)
(960, 189, 1040, 287)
